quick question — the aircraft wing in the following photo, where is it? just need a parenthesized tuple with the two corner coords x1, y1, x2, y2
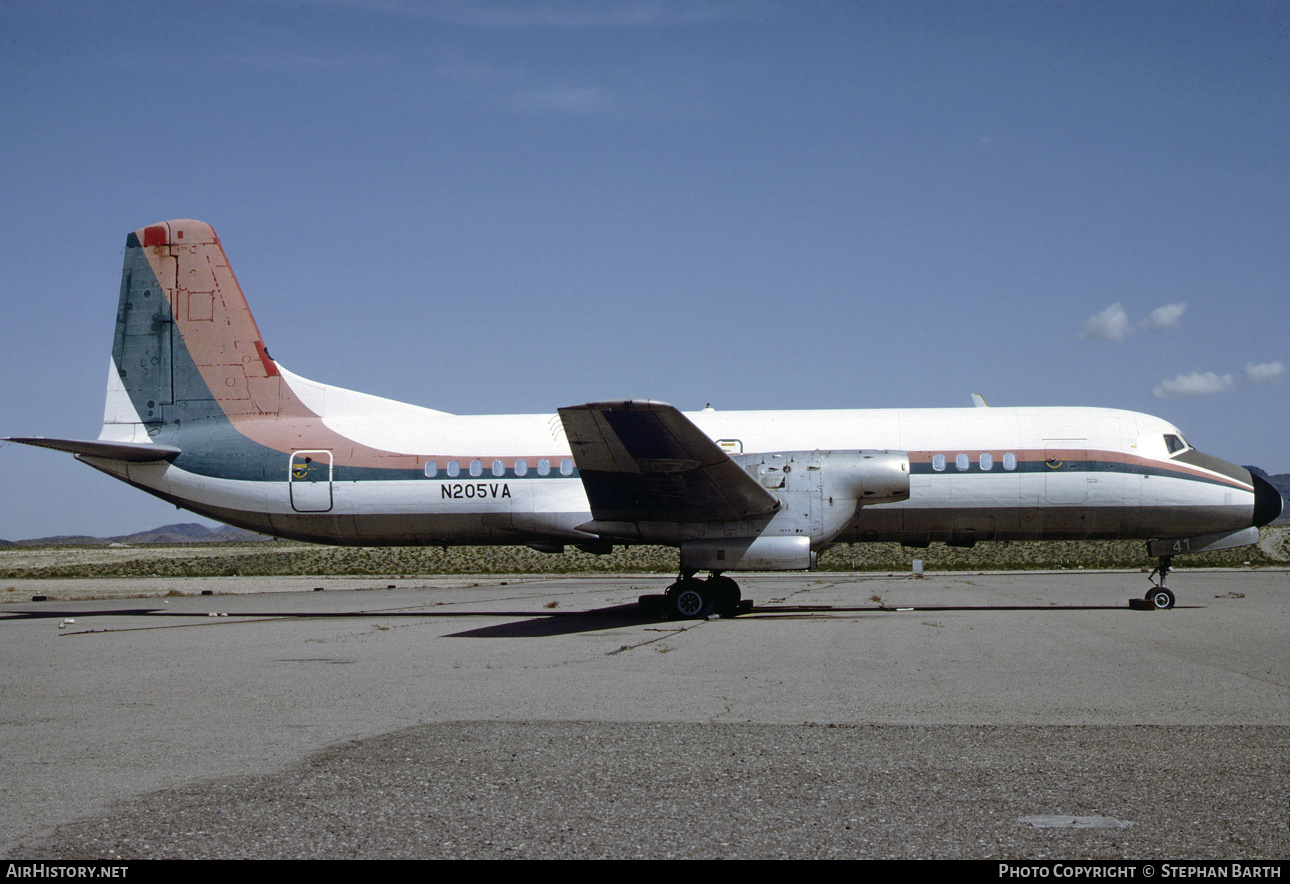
(557, 400, 780, 523)
(6, 437, 181, 463)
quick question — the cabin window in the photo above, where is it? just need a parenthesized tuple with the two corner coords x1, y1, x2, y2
(514, 459, 528, 477)
(1002, 453, 1017, 471)
(537, 458, 551, 476)
(560, 458, 574, 476)
(446, 460, 460, 478)
(424, 460, 437, 478)
(979, 453, 993, 471)
(955, 454, 969, 472)
(469, 459, 482, 477)
(491, 459, 505, 477)
(932, 454, 946, 472)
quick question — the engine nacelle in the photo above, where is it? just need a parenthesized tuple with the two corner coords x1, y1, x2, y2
(680, 535, 815, 571)
(820, 450, 911, 505)
(585, 450, 911, 570)
(734, 449, 910, 507)
(662, 449, 914, 570)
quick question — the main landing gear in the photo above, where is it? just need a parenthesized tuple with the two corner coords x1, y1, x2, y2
(1145, 555, 1176, 610)
(639, 571, 748, 619)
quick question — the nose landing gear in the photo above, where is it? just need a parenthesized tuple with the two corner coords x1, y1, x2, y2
(1145, 555, 1176, 609)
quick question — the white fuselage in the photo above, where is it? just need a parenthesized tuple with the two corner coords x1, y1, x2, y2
(84, 395, 1256, 550)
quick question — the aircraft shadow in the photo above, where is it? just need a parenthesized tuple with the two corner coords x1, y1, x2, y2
(446, 604, 650, 638)
(0, 602, 650, 639)
(0, 608, 167, 621)
(447, 602, 1162, 637)
(2, 601, 1171, 639)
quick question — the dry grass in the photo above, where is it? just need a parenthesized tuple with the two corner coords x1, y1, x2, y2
(1, 526, 1285, 580)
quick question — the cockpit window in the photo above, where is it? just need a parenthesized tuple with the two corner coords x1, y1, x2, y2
(1164, 434, 1187, 455)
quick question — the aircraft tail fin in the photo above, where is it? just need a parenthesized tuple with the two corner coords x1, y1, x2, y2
(102, 220, 287, 444)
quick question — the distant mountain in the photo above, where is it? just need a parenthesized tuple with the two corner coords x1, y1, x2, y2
(5, 522, 274, 546)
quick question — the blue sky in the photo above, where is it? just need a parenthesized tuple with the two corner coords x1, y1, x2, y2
(1, 0, 1286, 540)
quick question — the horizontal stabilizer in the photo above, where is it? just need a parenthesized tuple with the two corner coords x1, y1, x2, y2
(558, 400, 780, 524)
(7, 437, 181, 463)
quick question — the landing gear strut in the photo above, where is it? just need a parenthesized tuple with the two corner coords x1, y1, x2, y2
(1145, 555, 1176, 610)
(639, 571, 745, 619)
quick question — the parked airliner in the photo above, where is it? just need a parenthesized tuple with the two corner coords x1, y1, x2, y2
(9, 221, 1282, 618)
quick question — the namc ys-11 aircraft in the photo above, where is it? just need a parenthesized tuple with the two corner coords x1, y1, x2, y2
(10, 221, 1283, 618)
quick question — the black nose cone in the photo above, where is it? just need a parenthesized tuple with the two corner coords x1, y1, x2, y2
(1252, 473, 1284, 527)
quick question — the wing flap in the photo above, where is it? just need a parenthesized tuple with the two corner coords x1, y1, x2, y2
(558, 401, 779, 523)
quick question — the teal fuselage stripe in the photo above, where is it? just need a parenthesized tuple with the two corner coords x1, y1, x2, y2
(908, 459, 1239, 490)
(161, 445, 1238, 492)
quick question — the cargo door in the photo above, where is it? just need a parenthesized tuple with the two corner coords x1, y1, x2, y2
(1043, 440, 1087, 505)
(289, 450, 333, 513)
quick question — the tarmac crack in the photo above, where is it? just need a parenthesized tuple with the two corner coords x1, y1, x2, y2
(606, 621, 701, 655)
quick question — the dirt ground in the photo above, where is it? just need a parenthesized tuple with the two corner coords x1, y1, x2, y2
(2, 526, 1285, 602)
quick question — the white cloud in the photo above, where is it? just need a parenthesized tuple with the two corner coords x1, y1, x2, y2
(410, 0, 752, 30)
(1080, 301, 1188, 342)
(1139, 302, 1186, 332)
(1245, 361, 1285, 384)
(1077, 303, 1132, 342)
(1150, 371, 1236, 398)
(1150, 360, 1284, 397)
(516, 84, 612, 114)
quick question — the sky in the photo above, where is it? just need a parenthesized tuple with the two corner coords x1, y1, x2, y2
(1, 0, 1286, 540)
